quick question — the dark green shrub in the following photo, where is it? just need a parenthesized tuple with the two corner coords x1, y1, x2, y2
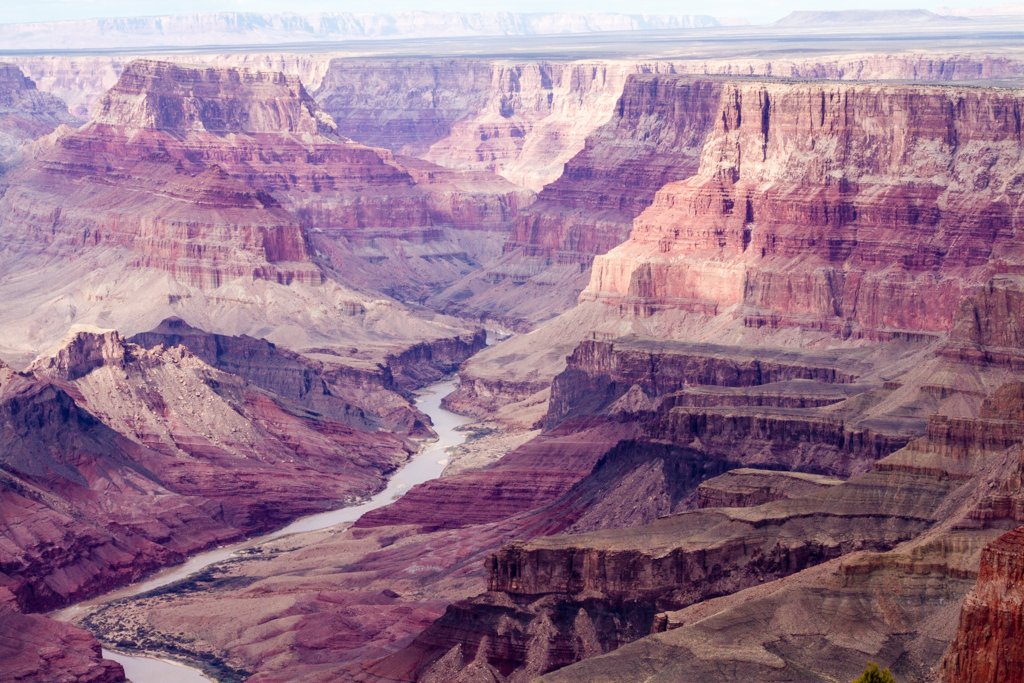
(853, 662, 896, 683)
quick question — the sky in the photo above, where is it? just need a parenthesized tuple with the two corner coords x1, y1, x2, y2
(0, 0, 1011, 26)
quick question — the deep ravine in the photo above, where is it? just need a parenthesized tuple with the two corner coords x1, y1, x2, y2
(53, 377, 473, 683)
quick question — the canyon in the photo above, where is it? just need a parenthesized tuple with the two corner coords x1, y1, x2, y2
(2, 18, 1024, 683)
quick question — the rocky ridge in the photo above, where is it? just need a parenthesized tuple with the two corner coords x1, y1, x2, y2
(357, 77, 1024, 681)
(940, 525, 1024, 682)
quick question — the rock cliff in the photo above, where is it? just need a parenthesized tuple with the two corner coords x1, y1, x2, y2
(940, 525, 1024, 683)
(387, 374, 1023, 682)
(0, 606, 124, 682)
(3, 324, 420, 613)
(432, 75, 723, 325)
(585, 78, 1024, 337)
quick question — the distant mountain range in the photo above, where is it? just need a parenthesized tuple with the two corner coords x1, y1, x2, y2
(775, 9, 970, 26)
(0, 12, 721, 50)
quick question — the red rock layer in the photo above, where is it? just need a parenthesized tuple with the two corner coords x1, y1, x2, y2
(547, 338, 862, 426)
(379, 369, 1024, 682)
(585, 78, 1024, 337)
(0, 369, 223, 611)
(354, 422, 635, 531)
(0, 606, 124, 683)
(940, 525, 1024, 683)
(506, 78, 723, 262)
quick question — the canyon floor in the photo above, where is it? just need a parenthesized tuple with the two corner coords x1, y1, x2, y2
(2, 11, 1024, 683)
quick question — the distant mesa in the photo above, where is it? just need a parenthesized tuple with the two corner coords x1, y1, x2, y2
(774, 9, 971, 26)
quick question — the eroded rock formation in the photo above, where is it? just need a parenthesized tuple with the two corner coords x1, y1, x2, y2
(941, 525, 1024, 683)
(0, 602, 124, 683)
(585, 78, 1024, 337)
(0, 62, 75, 170)
(0, 58, 522, 364)
(9, 47, 1024, 683)
(1, 323, 428, 614)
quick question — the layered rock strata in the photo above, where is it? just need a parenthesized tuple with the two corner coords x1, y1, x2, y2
(585, 78, 1024, 338)
(940, 525, 1024, 683)
(432, 76, 723, 325)
(0, 603, 124, 683)
(0, 59, 523, 363)
(386, 376, 1023, 682)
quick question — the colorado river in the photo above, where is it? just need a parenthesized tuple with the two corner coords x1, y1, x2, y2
(54, 377, 472, 682)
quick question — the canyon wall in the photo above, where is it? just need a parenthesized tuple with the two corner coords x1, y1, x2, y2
(2, 325, 422, 613)
(584, 78, 1024, 338)
(0, 605, 124, 682)
(360, 76, 1024, 682)
(941, 525, 1024, 683)
(431, 75, 723, 325)
(387, 371, 1024, 682)
(7, 49, 1024, 683)
(318, 59, 663, 193)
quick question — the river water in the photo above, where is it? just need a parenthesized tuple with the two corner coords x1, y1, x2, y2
(55, 377, 471, 682)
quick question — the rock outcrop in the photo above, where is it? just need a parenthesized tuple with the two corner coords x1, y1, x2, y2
(129, 316, 429, 433)
(12, 48, 1024, 683)
(431, 75, 723, 325)
(0, 62, 75, 170)
(940, 525, 1024, 683)
(0, 606, 124, 683)
(382, 373, 1022, 682)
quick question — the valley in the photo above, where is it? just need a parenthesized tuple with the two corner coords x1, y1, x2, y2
(1, 11, 1024, 683)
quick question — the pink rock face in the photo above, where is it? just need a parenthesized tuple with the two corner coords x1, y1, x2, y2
(433, 76, 723, 325)
(585, 78, 1024, 337)
(0, 607, 124, 683)
(506, 78, 723, 262)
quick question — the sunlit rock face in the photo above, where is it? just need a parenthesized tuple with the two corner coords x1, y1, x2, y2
(941, 525, 1024, 683)
(585, 78, 1024, 338)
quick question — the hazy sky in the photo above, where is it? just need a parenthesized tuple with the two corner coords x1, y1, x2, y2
(0, 0, 1009, 25)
